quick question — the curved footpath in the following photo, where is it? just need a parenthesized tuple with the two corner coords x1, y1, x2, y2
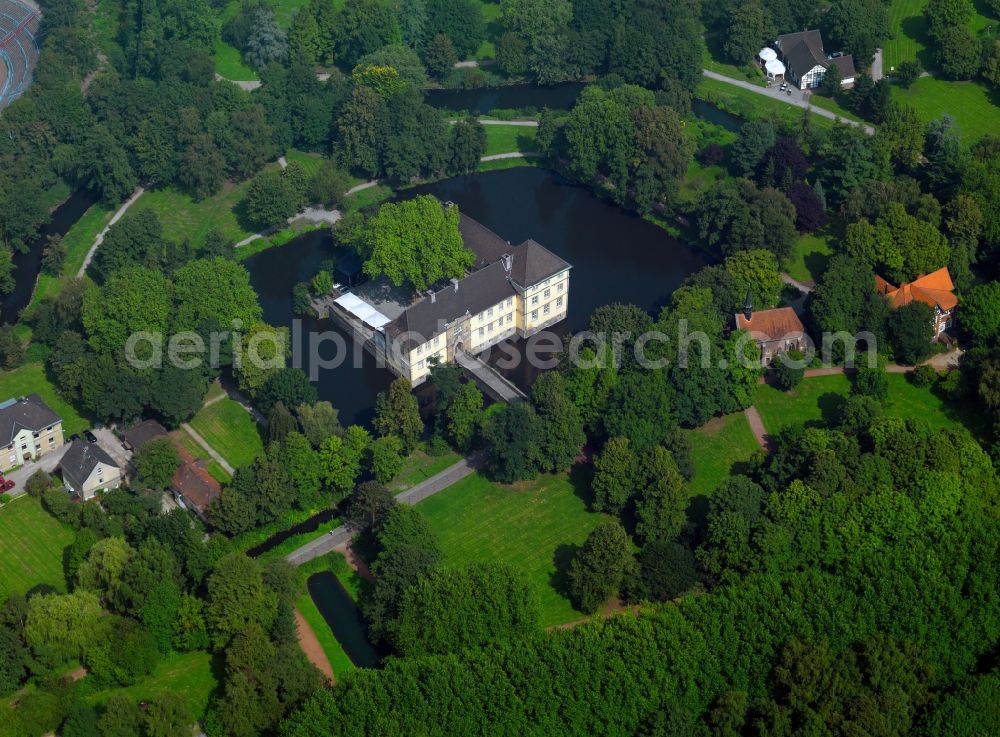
(78, 186, 145, 277)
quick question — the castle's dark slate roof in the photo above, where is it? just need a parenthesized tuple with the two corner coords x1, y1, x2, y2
(0, 394, 60, 445)
(511, 239, 570, 287)
(458, 213, 513, 267)
(60, 440, 117, 490)
(382, 215, 570, 353)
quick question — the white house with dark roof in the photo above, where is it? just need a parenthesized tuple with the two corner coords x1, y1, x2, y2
(774, 30, 856, 89)
(335, 208, 571, 386)
(59, 440, 121, 500)
(0, 394, 64, 472)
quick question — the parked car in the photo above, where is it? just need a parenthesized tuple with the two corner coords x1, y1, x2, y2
(84, 430, 98, 443)
(0, 480, 15, 492)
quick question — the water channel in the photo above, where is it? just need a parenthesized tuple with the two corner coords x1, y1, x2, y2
(1, 188, 98, 325)
(306, 572, 381, 668)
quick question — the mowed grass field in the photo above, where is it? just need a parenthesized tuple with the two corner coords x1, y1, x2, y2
(83, 651, 218, 720)
(417, 471, 610, 626)
(188, 398, 263, 470)
(785, 226, 836, 284)
(137, 179, 258, 251)
(388, 444, 461, 493)
(0, 363, 89, 436)
(884, 0, 933, 70)
(0, 496, 74, 596)
(884, 0, 997, 69)
(890, 76, 1000, 144)
(753, 372, 976, 436)
(483, 124, 538, 156)
(684, 412, 760, 498)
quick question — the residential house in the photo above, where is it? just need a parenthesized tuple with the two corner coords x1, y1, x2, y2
(338, 210, 572, 386)
(59, 440, 121, 500)
(775, 30, 856, 89)
(0, 394, 63, 473)
(875, 267, 958, 338)
(122, 419, 168, 452)
(734, 294, 808, 365)
(172, 447, 221, 519)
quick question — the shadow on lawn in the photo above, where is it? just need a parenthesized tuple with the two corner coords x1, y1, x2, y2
(568, 462, 595, 509)
(550, 542, 579, 600)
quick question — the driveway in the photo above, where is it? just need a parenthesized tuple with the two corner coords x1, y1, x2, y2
(871, 48, 884, 82)
(701, 69, 876, 135)
(93, 428, 132, 469)
(4, 444, 70, 498)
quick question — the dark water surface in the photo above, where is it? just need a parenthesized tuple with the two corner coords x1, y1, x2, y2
(424, 82, 585, 113)
(244, 168, 705, 420)
(245, 230, 394, 428)
(2, 189, 98, 324)
(307, 572, 380, 669)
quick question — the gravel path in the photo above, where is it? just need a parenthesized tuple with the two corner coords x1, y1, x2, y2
(78, 186, 145, 277)
(743, 406, 771, 451)
(180, 422, 235, 476)
(294, 607, 334, 681)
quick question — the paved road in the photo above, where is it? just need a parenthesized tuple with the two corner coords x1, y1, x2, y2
(78, 186, 145, 277)
(701, 69, 876, 135)
(285, 453, 487, 566)
(180, 423, 235, 476)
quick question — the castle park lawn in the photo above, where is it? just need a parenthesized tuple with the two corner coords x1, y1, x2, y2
(417, 470, 610, 627)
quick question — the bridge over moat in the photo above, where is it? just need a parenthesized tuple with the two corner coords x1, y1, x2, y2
(454, 349, 526, 404)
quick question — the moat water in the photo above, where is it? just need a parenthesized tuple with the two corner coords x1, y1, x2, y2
(2, 189, 98, 325)
(244, 167, 705, 425)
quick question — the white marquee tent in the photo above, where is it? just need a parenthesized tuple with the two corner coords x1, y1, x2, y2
(334, 292, 393, 330)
